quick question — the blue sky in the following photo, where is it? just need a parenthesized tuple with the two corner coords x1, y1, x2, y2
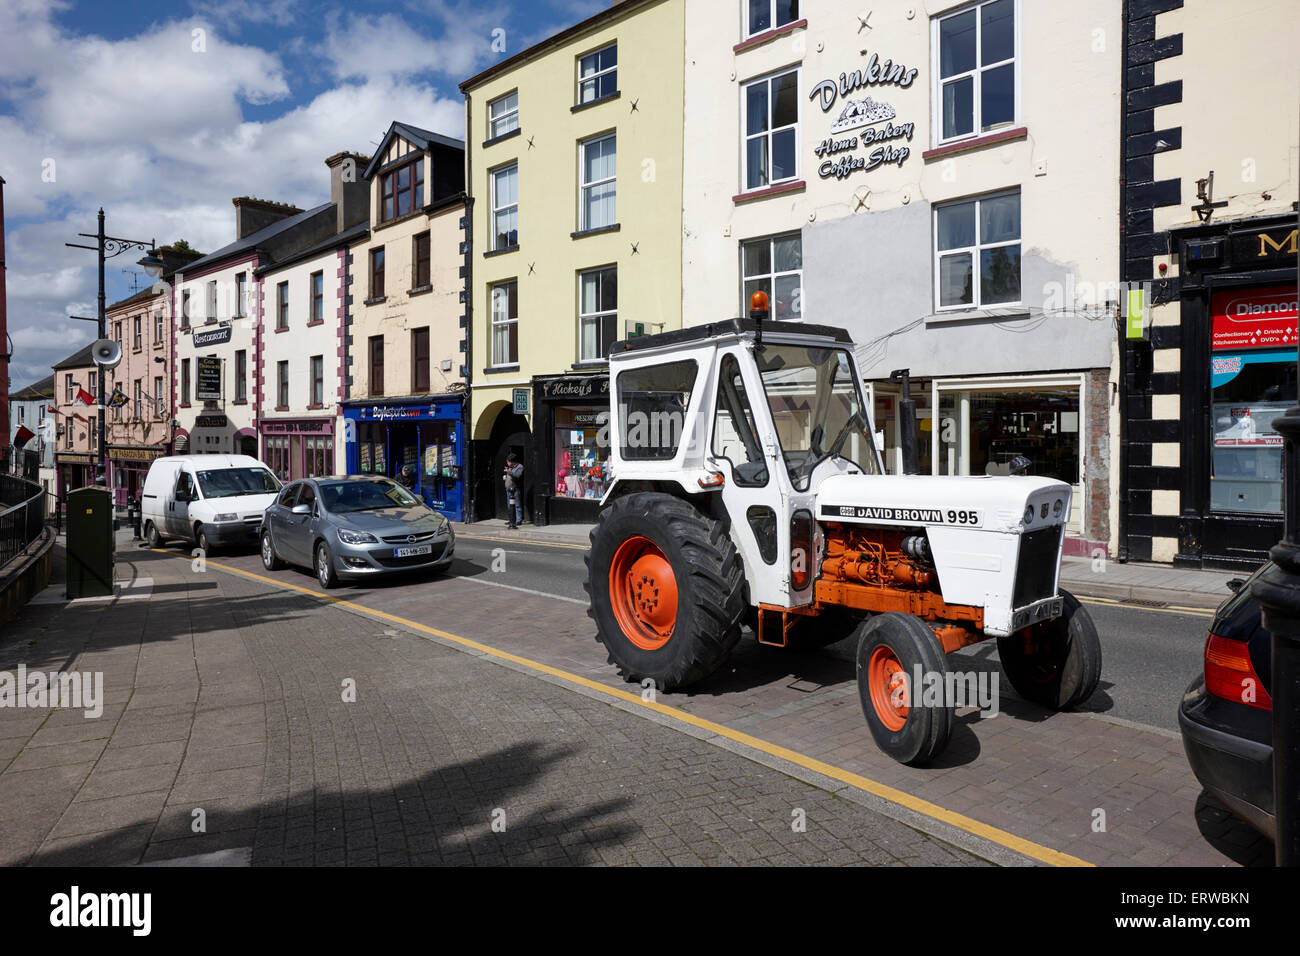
(0, 0, 604, 388)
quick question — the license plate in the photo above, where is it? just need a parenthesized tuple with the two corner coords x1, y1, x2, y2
(394, 545, 433, 558)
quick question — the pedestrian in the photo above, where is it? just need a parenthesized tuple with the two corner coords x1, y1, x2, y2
(503, 452, 524, 529)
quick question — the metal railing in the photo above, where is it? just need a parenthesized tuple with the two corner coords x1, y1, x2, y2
(0, 472, 47, 568)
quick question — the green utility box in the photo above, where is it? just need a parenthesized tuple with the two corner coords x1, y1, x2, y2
(66, 486, 115, 599)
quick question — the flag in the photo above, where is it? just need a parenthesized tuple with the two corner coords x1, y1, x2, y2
(75, 387, 97, 406)
(46, 405, 58, 415)
(108, 386, 129, 409)
(13, 425, 34, 448)
(72, 412, 89, 424)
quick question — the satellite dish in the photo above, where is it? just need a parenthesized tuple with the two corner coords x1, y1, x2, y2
(91, 338, 122, 369)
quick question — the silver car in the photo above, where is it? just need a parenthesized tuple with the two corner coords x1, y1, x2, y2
(259, 476, 455, 588)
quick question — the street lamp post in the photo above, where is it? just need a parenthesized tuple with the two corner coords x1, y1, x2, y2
(66, 209, 154, 488)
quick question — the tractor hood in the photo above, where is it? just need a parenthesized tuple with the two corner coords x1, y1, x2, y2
(816, 473, 1071, 535)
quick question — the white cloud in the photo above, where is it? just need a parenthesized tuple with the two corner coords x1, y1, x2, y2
(322, 3, 509, 83)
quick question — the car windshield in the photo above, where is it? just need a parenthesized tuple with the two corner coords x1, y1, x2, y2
(318, 479, 422, 514)
(195, 467, 280, 499)
(755, 344, 879, 491)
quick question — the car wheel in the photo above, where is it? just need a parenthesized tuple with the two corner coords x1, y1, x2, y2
(145, 521, 163, 548)
(262, 530, 284, 571)
(316, 541, 338, 589)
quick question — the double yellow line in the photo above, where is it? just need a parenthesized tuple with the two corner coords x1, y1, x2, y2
(156, 548, 1096, 867)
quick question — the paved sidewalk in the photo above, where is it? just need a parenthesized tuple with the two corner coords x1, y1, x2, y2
(455, 519, 1244, 610)
(0, 534, 987, 867)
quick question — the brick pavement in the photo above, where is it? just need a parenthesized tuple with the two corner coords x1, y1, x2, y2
(0, 540, 987, 867)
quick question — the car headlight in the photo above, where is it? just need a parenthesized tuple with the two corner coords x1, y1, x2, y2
(337, 528, 379, 545)
(1024, 505, 1034, 524)
(213, 513, 238, 523)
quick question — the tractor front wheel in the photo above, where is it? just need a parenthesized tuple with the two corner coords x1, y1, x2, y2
(856, 612, 953, 765)
(586, 493, 745, 691)
(996, 589, 1101, 710)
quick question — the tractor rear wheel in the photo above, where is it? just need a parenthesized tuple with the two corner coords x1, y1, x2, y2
(996, 589, 1101, 710)
(586, 493, 745, 691)
(856, 612, 953, 765)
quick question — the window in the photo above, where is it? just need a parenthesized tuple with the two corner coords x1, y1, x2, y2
(111, 379, 121, 420)
(380, 158, 424, 222)
(113, 321, 122, 343)
(411, 328, 430, 393)
(617, 360, 698, 461)
(370, 248, 385, 298)
(276, 281, 289, 329)
(934, 190, 1021, 310)
(89, 416, 96, 451)
(369, 335, 384, 396)
(578, 267, 618, 362)
(742, 232, 803, 320)
(712, 353, 768, 487)
(153, 311, 164, 346)
(235, 272, 247, 317)
(490, 280, 519, 367)
(934, 0, 1016, 143)
(234, 350, 247, 403)
(206, 280, 218, 321)
(489, 91, 519, 138)
(65, 418, 72, 448)
(133, 315, 142, 350)
(743, 68, 799, 191)
(578, 43, 617, 104)
(310, 271, 324, 322)
(310, 355, 324, 406)
(747, 0, 799, 37)
(65, 375, 75, 402)
(181, 291, 191, 329)
(133, 380, 142, 418)
(181, 359, 191, 405)
(490, 165, 518, 250)
(412, 232, 431, 288)
(579, 133, 616, 231)
(277, 361, 289, 408)
(154, 375, 165, 418)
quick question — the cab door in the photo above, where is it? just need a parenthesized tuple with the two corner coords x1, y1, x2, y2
(168, 470, 195, 539)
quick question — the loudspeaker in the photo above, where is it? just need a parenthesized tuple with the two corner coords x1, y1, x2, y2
(91, 338, 122, 369)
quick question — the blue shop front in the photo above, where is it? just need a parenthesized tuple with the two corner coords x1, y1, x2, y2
(342, 393, 466, 522)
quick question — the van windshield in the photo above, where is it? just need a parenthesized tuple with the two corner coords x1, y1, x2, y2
(195, 467, 280, 499)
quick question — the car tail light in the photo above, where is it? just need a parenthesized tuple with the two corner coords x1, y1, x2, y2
(790, 510, 813, 591)
(1204, 632, 1273, 710)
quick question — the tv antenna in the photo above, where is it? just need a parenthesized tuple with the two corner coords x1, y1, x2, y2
(122, 269, 144, 294)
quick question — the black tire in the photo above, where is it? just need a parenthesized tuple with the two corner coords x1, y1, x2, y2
(261, 530, 284, 571)
(585, 492, 745, 691)
(996, 589, 1101, 710)
(315, 541, 338, 589)
(145, 521, 163, 548)
(195, 524, 213, 555)
(856, 612, 953, 765)
(786, 607, 864, 650)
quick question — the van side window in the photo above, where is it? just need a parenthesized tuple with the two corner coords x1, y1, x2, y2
(175, 472, 195, 499)
(277, 483, 299, 507)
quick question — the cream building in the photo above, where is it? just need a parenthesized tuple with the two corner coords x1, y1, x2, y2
(460, 0, 686, 524)
(683, 0, 1123, 555)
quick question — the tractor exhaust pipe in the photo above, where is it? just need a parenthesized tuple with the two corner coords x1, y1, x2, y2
(889, 368, 920, 476)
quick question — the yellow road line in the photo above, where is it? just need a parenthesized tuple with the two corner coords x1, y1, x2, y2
(155, 548, 1095, 868)
(454, 532, 589, 552)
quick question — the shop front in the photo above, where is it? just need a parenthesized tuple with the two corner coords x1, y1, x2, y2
(532, 373, 611, 526)
(342, 395, 466, 522)
(262, 419, 336, 481)
(1169, 214, 1297, 568)
(108, 445, 169, 508)
(55, 452, 95, 501)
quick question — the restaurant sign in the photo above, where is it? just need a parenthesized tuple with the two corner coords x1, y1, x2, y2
(809, 52, 917, 181)
(540, 376, 609, 400)
(193, 325, 233, 348)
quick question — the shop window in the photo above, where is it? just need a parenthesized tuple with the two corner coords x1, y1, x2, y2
(491, 280, 519, 367)
(578, 267, 617, 362)
(369, 335, 385, 396)
(579, 133, 616, 231)
(746, 0, 799, 37)
(934, 189, 1020, 310)
(742, 232, 802, 320)
(617, 360, 698, 461)
(1211, 349, 1297, 514)
(310, 271, 324, 322)
(577, 43, 617, 104)
(491, 164, 518, 250)
(933, 0, 1016, 143)
(276, 281, 289, 329)
(489, 90, 519, 138)
(742, 67, 799, 191)
(712, 353, 768, 486)
(411, 328, 430, 393)
(380, 158, 424, 222)
(413, 232, 431, 288)
(554, 406, 611, 500)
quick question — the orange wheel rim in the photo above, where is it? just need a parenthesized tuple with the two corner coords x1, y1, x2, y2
(868, 645, 909, 732)
(608, 535, 678, 651)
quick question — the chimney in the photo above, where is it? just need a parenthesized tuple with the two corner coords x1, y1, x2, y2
(231, 197, 303, 240)
(156, 245, 205, 276)
(326, 151, 371, 233)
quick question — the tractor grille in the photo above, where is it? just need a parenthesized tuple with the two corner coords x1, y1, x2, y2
(1013, 526, 1062, 607)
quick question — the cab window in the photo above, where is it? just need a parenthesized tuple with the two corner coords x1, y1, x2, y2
(175, 472, 196, 499)
(277, 483, 299, 507)
(712, 353, 767, 486)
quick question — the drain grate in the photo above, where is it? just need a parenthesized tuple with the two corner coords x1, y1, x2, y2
(1122, 597, 1169, 608)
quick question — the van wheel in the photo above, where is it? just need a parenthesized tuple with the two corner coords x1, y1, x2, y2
(856, 612, 953, 765)
(195, 524, 214, 555)
(145, 521, 163, 548)
(997, 589, 1101, 710)
(261, 530, 284, 571)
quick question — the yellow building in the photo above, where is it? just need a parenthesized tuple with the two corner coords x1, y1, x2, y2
(460, 0, 685, 524)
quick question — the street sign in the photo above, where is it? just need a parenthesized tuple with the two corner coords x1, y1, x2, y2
(513, 387, 530, 415)
(196, 356, 222, 400)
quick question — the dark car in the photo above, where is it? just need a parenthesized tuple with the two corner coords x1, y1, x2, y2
(1178, 561, 1274, 838)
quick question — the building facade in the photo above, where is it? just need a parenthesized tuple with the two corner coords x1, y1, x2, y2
(8, 374, 55, 494)
(680, 0, 1123, 554)
(342, 124, 469, 521)
(51, 345, 99, 499)
(461, 0, 686, 524)
(1118, 0, 1299, 569)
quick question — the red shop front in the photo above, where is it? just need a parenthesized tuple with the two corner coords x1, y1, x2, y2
(262, 418, 337, 481)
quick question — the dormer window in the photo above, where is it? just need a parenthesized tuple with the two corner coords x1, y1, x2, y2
(380, 157, 424, 223)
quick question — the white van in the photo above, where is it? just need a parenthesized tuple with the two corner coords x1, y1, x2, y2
(141, 454, 281, 552)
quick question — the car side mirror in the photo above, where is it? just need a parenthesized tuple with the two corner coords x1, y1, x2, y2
(1226, 578, 1245, 593)
(291, 504, 310, 515)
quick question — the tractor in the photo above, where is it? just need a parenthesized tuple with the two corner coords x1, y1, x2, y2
(584, 298, 1101, 764)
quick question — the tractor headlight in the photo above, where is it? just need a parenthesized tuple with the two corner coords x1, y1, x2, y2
(337, 528, 379, 545)
(1024, 505, 1034, 524)
(1053, 499, 1064, 516)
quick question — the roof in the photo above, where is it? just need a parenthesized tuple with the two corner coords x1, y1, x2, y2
(176, 201, 334, 275)
(460, 0, 655, 91)
(11, 374, 54, 401)
(256, 221, 370, 277)
(612, 318, 853, 356)
(106, 285, 161, 313)
(362, 121, 465, 180)
(53, 343, 98, 370)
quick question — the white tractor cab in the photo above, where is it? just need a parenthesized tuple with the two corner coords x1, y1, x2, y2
(585, 306, 1100, 764)
(141, 454, 281, 553)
